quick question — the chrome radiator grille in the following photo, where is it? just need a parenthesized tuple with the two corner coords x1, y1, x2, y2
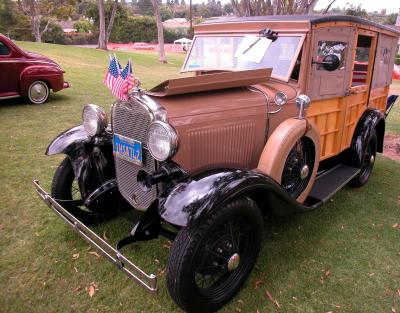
(112, 99, 157, 211)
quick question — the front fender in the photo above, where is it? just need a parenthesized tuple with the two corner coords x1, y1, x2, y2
(46, 125, 115, 199)
(159, 169, 317, 227)
(20, 65, 64, 94)
(46, 125, 89, 156)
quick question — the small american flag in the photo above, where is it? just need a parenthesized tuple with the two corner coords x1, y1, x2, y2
(104, 55, 135, 100)
(113, 59, 135, 100)
(103, 55, 121, 89)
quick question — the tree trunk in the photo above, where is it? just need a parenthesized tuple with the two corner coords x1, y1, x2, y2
(32, 16, 42, 42)
(106, 0, 119, 42)
(150, 0, 167, 63)
(97, 0, 107, 50)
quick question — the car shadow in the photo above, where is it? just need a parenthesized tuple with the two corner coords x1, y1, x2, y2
(0, 93, 69, 108)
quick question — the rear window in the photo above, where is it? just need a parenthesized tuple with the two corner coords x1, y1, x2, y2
(0, 41, 10, 55)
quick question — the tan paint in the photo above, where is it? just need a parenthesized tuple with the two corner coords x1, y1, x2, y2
(147, 69, 271, 96)
(257, 118, 320, 203)
(152, 87, 267, 173)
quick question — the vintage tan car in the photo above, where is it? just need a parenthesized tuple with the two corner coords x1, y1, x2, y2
(34, 15, 399, 312)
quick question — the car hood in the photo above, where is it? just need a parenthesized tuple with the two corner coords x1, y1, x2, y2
(25, 50, 59, 67)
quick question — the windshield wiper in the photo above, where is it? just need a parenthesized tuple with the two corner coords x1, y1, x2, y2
(242, 38, 262, 54)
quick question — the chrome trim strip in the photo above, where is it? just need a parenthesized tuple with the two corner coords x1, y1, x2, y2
(0, 59, 57, 66)
(0, 94, 20, 100)
(32, 179, 158, 294)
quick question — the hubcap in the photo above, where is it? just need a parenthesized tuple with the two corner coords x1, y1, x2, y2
(30, 83, 47, 102)
(300, 164, 310, 180)
(227, 253, 240, 271)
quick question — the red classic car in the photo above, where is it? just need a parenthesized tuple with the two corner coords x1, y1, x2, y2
(0, 33, 69, 104)
(132, 42, 155, 50)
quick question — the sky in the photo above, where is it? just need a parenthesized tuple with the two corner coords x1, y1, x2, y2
(314, 0, 400, 14)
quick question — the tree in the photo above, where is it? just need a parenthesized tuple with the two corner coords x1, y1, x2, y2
(230, 0, 318, 16)
(0, 0, 17, 35)
(137, 0, 153, 15)
(97, 0, 120, 50)
(150, 0, 167, 63)
(160, 5, 173, 21)
(344, 4, 367, 18)
(223, 3, 233, 14)
(98, 0, 107, 49)
(17, 0, 74, 42)
(74, 18, 93, 33)
(382, 13, 397, 25)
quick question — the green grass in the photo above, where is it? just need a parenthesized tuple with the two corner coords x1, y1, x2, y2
(0, 42, 400, 313)
(387, 80, 400, 135)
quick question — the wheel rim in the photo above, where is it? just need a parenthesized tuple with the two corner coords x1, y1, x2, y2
(193, 217, 255, 299)
(359, 136, 377, 181)
(281, 137, 315, 198)
(29, 82, 48, 103)
(66, 175, 105, 220)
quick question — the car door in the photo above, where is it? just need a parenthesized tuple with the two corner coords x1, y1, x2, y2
(0, 38, 24, 97)
(340, 29, 378, 150)
(305, 26, 356, 160)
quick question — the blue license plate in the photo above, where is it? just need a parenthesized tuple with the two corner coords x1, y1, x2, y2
(113, 134, 142, 166)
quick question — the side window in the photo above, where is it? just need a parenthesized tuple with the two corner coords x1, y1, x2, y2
(351, 35, 372, 87)
(316, 41, 347, 71)
(0, 41, 10, 56)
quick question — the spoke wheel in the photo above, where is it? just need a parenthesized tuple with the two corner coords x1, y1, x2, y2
(194, 218, 253, 296)
(51, 157, 111, 225)
(281, 137, 315, 199)
(167, 197, 263, 313)
(350, 129, 377, 187)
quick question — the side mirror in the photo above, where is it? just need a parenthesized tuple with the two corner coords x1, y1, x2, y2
(312, 54, 341, 71)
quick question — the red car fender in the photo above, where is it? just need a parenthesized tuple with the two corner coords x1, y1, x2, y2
(20, 65, 65, 95)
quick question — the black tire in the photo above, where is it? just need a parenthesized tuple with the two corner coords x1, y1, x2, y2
(350, 129, 377, 188)
(166, 197, 263, 313)
(51, 157, 109, 225)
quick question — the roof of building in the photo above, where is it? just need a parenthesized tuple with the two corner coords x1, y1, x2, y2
(202, 15, 400, 35)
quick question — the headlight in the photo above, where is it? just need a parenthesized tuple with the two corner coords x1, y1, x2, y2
(82, 104, 107, 136)
(274, 92, 287, 106)
(147, 121, 178, 161)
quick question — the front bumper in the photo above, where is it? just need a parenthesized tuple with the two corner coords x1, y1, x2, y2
(32, 179, 158, 294)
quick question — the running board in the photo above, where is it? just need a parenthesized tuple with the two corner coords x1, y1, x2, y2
(307, 165, 360, 203)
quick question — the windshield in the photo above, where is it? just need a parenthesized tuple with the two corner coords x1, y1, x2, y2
(182, 35, 304, 81)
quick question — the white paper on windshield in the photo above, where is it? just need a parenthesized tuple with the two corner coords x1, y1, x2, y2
(235, 35, 272, 64)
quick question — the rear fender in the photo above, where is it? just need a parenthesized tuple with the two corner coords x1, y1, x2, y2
(158, 169, 317, 227)
(386, 94, 398, 117)
(345, 109, 385, 168)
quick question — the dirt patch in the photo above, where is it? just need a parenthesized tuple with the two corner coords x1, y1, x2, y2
(383, 134, 400, 161)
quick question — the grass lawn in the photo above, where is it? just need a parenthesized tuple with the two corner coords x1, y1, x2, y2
(0, 42, 400, 313)
(388, 80, 400, 135)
